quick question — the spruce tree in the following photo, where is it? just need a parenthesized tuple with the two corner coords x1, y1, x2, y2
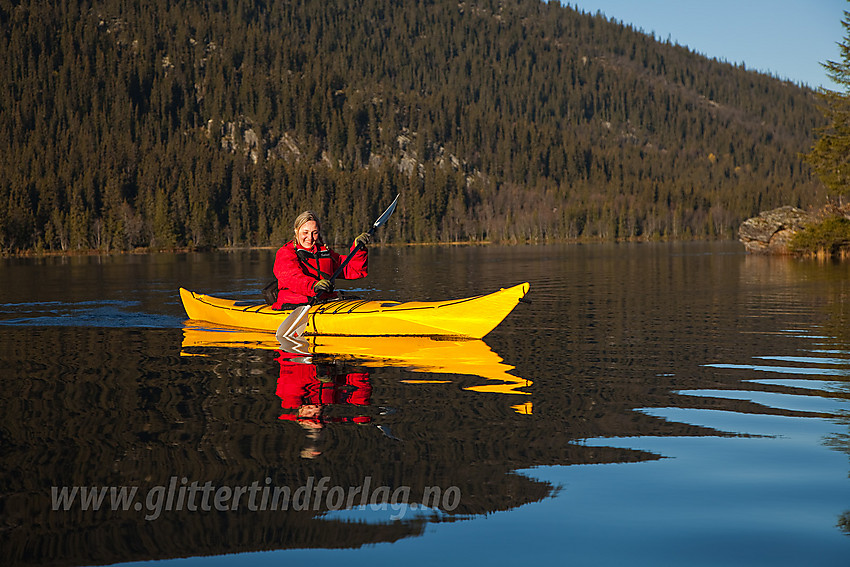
(806, 4, 850, 199)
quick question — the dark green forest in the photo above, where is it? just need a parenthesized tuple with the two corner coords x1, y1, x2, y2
(0, 0, 827, 253)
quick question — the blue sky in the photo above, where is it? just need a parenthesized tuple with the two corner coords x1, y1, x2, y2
(568, 0, 847, 89)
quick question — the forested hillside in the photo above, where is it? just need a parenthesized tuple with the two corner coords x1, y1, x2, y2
(0, 0, 826, 252)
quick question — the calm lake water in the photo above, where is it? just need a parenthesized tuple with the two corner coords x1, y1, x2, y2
(2, 241, 850, 566)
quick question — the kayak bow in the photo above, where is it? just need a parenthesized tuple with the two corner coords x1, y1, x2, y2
(179, 282, 530, 339)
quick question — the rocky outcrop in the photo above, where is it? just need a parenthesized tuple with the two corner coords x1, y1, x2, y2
(208, 117, 262, 164)
(738, 206, 814, 255)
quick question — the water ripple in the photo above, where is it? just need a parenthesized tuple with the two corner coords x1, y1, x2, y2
(0, 300, 183, 328)
(704, 363, 850, 377)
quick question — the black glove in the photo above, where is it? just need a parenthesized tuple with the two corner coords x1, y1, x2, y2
(313, 279, 334, 294)
(354, 232, 371, 247)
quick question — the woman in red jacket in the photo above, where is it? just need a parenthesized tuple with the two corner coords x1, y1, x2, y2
(271, 211, 370, 309)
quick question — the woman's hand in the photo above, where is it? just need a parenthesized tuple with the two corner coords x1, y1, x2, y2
(313, 279, 334, 293)
(354, 232, 371, 247)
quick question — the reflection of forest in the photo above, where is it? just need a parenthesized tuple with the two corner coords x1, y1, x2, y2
(1, 327, 571, 567)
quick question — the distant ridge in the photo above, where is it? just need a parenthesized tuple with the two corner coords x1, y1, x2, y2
(0, 0, 825, 252)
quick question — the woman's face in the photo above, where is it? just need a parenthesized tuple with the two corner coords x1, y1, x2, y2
(296, 220, 320, 249)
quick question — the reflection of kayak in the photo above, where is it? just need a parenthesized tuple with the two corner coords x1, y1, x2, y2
(179, 283, 529, 339)
(180, 327, 532, 397)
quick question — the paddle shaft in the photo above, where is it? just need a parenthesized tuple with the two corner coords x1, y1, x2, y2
(328, 194, 398, 285)
(328, 229, 371, 284)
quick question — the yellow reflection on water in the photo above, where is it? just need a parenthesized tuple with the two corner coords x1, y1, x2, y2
(181, 325, 533, 413)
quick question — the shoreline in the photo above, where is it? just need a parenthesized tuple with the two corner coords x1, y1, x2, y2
(1, 235, 735, 259)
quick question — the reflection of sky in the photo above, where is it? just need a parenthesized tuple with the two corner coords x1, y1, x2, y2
(706, 363, 850, 377)
(129, 414, 850, 566)
(532, 424, 850, 565)
(321, 504, 449, 524)
(673, 389, 850, 416)
(755, 355, 850, 365)
(703, 348, 850, 400)
(698, 346, 850, 416)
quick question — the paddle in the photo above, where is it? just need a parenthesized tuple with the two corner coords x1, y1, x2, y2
(275, 194, 400, 343)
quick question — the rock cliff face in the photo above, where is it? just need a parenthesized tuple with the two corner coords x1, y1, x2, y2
(738, 206, 814, 255)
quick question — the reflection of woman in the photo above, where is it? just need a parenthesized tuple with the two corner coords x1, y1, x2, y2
(271, 211, 370, 309)
(276, 351, 372, 459)
(275, 351, 372, 457)
(275, 360, 372, 424)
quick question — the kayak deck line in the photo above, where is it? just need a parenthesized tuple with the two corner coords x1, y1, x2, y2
(189, 292, 278, 314)
(312, 293, 497, 315)
(187, 290, 506, 316)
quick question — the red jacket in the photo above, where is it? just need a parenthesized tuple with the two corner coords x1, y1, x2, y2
(271, 240, 367, 308)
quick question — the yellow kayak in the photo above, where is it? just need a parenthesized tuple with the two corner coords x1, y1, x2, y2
(179, 282, 530, 339)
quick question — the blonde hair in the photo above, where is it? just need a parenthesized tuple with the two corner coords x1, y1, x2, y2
(293, 210, 322, 235)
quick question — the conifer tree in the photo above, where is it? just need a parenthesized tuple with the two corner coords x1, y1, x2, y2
(806, 4, 850, 199)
